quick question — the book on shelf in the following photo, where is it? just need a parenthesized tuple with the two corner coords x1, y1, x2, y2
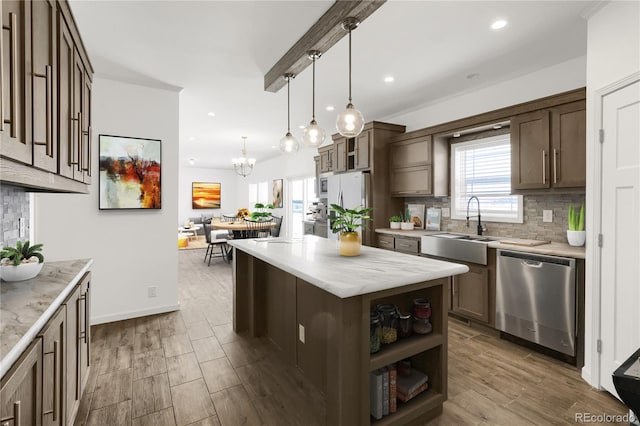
(397, 369, 429, 396)
(370, 370, 383, 420)
(389, 365, 397, 414)
(397, 381, 429, 403)
(382, 368, 389, 416)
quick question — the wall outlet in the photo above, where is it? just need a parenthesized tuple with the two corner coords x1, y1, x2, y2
(298, 324, 305, 343)
(18, 217, 26, 239)
(442, 208, 450, 218)
(543, 210, 553, 223)
(148, 286, 157, 298)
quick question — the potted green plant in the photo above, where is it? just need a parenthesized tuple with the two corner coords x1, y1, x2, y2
(249, 203, 274, 221)
(329, 204, 372, 256)
(1, 240, 45, 282)
(400, 208, 414, 230)
(567, 203, 585, 247)
(389, 215, 402, 230)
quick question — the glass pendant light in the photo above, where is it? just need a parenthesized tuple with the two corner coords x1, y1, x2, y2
(302, 51, 325, 148)
(336, 17, 364, 138)
(280, 73, 300, 154)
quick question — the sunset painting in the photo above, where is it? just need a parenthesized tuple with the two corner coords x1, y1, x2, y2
(192, 182, 221, 209)
(99, 135, 162, 209)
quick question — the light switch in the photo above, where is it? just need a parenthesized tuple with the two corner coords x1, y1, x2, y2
(543, 210, 553, 223)
(442, 208, 450, 218)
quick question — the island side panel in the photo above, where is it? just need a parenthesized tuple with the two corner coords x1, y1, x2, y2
(296, 278, 364, 426)
(264, 261, 297, 364)
(233, 249, 254, 333)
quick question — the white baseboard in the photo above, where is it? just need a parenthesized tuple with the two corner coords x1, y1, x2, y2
(90, 303, 181, 325)
(581, 367, 598, 389)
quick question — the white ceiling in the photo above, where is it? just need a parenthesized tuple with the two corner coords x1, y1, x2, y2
(69, 0, 595, 169)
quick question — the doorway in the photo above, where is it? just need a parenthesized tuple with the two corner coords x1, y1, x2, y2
(287, 176, 317, 238)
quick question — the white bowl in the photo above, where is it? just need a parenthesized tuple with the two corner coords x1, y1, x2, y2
(0, 262, 44, 282)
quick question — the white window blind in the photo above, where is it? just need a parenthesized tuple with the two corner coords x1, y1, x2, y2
(451, 134, 523, 223)
(249, 184, 258, 206)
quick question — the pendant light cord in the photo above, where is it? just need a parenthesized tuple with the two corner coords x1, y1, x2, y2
(312, 56, 316, 120)
(287, 77, 291, 133)
(348, 28, 352, 103)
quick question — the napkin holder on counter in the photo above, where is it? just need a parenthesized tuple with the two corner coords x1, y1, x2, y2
(426, 208, 441, 231)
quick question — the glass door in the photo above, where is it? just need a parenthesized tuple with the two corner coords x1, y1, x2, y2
(287, 176, 317, 238)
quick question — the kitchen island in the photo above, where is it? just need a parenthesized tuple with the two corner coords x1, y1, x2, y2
(229, 236, 468, 425)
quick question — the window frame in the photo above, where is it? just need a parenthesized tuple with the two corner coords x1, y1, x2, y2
(450, 133, 523, 224)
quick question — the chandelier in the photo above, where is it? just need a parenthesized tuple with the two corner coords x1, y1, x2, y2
(232, 136, 256, 177)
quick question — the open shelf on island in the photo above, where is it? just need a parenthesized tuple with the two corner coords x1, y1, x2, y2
(370, 332, 443, 371)
(371, 390, 444, 425)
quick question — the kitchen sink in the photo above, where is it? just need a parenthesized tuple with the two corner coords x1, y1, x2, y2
(420, 233, 494, 265)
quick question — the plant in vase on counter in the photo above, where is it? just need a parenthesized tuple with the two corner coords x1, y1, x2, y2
(329, 204, 372, 256)
(567, 203, 585, 247)
(400, 209, 414, 230)
(389, 215, 402, 230)
(249, 203, 274, 221)
(1, 240, 45, 282)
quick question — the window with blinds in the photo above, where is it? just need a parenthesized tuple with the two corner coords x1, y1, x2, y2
(451, 134, 523, 223)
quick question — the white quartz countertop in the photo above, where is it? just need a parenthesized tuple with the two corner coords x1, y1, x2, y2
(228, 236, 469, 298)
(375, 228, 585, 259)
(1, 259, 93, 377)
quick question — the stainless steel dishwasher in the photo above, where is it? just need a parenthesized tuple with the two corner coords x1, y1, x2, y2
(496, 250, 576, 356)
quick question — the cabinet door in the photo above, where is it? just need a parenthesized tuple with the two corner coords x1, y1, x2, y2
(78, 273, 90, 394)
(354, 131, 370, 170)
(390, 165, 431, 196)
(38, 306, 65, 426)
(377, 234, 394, 251)
(0, 339, 42, 426)
(452, 263, 489, 323)
(80, 70, 91, 183)
(63, 284, 80, 424)
(31, 0, 57, 172)
(0, 0, 32, 164)
(334, 138, 347, 172)
(318, 147, 332, 173)
(391, 136, 431, 169)
(511, 110, 550, 190)
(550, 101, 586, 188)
(394, 237, 419, 254)
(56, 15, 74, 180)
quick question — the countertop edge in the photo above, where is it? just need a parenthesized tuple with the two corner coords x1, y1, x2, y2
(229, 241, 469, 298)
(0, 259, 94, 377)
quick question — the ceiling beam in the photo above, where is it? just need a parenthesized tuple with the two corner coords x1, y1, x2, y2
(263, 0, 386, 93)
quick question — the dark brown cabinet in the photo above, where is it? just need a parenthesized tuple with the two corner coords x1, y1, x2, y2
(0, 0, 92, 193)
(0, 339, 42, 426)
(38, 306, 65, 426)
(376, 233, 421, 255)
(0, 0, 32, 164)
(511, 100, 586, 191)
(31, 0, 57, 173)
(451, 262, 490, 323)
(389, 134, 448, 197)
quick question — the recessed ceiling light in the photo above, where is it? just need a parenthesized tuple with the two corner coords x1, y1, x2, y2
(491, 19, 507, 30)
(493, 124, 503, 130)
(326, 106, 335, 111)
(453, 133, 461, 138)
(207, 112, 215, 117)
(299, 125, 306, 129)
(384, 76, 395, 83)
(271, 145, 277, 149)
(188, 158, 196, 165)
(189, 136, 195, 141)
(466, 73, 480, 80)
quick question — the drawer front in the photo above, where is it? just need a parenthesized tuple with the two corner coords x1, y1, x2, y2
(377, 234, 395, 250)
(394, 237, 419, 254)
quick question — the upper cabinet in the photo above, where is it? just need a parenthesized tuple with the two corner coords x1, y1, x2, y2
(0, 0, 93, 193)
(331, 131, 371, 173)
(389, 134, 448, 197)
(318, 144, 334, 174)
(511, 100, 586, 191)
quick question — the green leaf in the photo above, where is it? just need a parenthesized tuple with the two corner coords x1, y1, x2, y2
(254, 203, 264, 209)
(31, 253, 44, 263)
(578, 203, 585, 231)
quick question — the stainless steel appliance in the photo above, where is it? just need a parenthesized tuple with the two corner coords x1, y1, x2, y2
(421, 233, 494, 265)
(496, 250, 576, 356)
(327, 172, 371, 244)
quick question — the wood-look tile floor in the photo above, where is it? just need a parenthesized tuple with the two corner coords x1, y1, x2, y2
(75, 249, 628, 426)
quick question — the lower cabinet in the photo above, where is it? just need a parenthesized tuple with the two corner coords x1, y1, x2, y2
(376, 234, 420, 255)
(0, 272, 90, 426)
(0, 339, 43, 426)
(451, 262, 489, 323)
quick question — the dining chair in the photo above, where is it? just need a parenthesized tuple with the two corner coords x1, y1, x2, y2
(221, 214, 236, 222)
(271, 215, 283, 237)
(203, 223, 229, 265)
(244, 219, 270, 238)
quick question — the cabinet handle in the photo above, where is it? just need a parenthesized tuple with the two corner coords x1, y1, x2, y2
(46, 65, 52, 156)
(542, 150, 546, 185)
(77, 112, 82, 172)
(8, 13, 17, 137)
(0, 12, 4, 133)
(43, 340, 59, 420)
(0, 401, 21, 426)
(553, 148, 558, 184)
(86, 126, 92, 174)
(80, 292, 88, 344)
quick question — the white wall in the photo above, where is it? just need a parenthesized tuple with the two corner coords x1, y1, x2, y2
(34, 77, 181, 324)
(385, 56, 586, 131)
(583, 1, 640, 387)
(178, 166, 239, 224)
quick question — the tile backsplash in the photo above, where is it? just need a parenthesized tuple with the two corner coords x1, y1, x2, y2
(1, 184, 30, 248)
(404, 193, 585, 243)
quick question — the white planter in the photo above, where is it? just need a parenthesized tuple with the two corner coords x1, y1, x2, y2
(401, 222, 414, 230)
(567, 230, 586, 247)
(390, 222, 401, 230)
(1, 262, 44, 282)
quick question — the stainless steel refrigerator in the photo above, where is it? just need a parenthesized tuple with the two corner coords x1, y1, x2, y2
(326, 171, 372, 245)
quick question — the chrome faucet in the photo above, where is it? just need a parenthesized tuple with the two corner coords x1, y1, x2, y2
(466, 196, 483, 236)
